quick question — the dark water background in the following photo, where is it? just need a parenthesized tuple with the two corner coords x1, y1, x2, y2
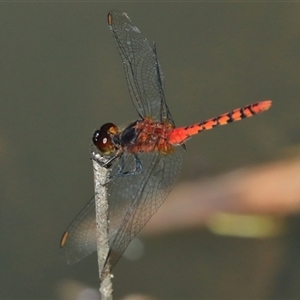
(1, 3, 299, 299)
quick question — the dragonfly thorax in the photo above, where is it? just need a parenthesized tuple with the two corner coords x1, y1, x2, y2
(123, 117, 175, 155)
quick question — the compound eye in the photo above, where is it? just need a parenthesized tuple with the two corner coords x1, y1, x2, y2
(92, 123, 118, 155)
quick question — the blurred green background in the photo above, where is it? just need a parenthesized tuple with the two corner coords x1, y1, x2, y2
(0, 2, 299, 299)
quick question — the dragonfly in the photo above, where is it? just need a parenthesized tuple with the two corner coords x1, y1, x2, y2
(60, 10, 272, 275)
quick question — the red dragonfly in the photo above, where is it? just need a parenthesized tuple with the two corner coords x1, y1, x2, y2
(60, 10, 271, 273)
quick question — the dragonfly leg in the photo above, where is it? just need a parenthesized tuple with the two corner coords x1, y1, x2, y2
(109, 155, 143, 180)
(91, 151, 120, 168)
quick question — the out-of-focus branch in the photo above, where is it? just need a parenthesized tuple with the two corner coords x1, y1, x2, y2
(92, 152, 113, 300)
(144, 157, 300, 236)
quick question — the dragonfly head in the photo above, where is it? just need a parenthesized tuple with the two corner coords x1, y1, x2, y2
(92, 123, 119, 155)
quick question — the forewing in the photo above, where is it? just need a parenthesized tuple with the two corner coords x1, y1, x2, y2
(60, 150, 182, 268)
(61, 10, 180, 266)
(60, 197, 97, 264)
(107, 10, 172, 122)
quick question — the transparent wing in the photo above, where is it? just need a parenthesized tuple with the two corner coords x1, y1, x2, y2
(61, 10, 181, 268)
(108, 10, 174, 124)
(60, 149, 182, 270)
(60, 197, 97, 264)
(104, 149, 182, 272)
